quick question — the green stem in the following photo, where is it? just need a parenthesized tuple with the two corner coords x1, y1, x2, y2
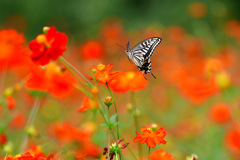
(148, 147, 151, 160)
(18, 99, 41, 153)
(130, 92, 142, 160)
(107, 106, 110, 160)
(59, 56, 93, 86)
(59, 56, 92, 97)
(115, 151, 119, 160)
(106, 82, 119, 139)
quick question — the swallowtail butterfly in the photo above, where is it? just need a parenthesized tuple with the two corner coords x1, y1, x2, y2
(125, 37, 162, 79)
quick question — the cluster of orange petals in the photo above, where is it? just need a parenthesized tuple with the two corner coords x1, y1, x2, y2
(25, 62, 76, 98)
(29, 26, 68, 65)
(209, 103, 231, 123)
(226, 128, 240, 156)
(52, 123, 101, 159)
(6, 146, 54, 160)
(134, 126, 166, 148)
(80, 40, 105, 60)
(149, 149, 175, 160)
(0, 29, 33, 73)
(108, 71, 148, 93)
(77, 96, 92, 113)
(158, 27, 236, 104)
(89, 64, 118, 84)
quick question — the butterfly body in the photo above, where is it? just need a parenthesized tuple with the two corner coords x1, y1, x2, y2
(125, 37, 162, 79)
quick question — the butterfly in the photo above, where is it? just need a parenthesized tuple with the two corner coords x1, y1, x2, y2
(125, 37, 162, 79)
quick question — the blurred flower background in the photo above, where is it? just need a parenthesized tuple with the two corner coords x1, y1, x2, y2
(0, 0, 240, 160)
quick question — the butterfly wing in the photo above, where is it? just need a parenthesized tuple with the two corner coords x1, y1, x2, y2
(131, 37, 162, 59)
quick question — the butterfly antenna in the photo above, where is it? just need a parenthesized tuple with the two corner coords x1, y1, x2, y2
(116, 43, 125, 49)
(150, 71, 156, 79)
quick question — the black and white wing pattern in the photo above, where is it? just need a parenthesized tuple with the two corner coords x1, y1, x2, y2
(126, 37, 161, 79)
(131, 37, 161, 59)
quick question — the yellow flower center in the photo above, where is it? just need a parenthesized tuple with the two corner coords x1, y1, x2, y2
(97, 64, 105, 71)
(127, 72, 135, 79)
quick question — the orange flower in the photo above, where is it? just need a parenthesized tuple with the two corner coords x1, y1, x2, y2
(6, 96, 15, 110)
(0, 29, 33, 73)
(25, 62, 76, 98)
(29, 26, 68, 65)
(80, 40, 105, 60)
(9, 112, 27, 129)
(108, 71, 148, 93)
(133, 126, 166, 148)
(226, 128, 240, 157)
(77, 96, 92, 113)
(149, 149, 175, 160)
(6, 152, 53, 160)
(53, 122, 91, 143)
(89, 64, 118, 84)
(52, 123, 101, 159)
(0, 133, 7, 145)
(209, 103, 231, 123)
(188, 2, 207, 18)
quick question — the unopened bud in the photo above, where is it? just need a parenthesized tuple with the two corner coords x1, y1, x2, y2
(215, 72, 230, 89)
(92, 68, 97, 73)
(126, 103, 133, 112)
(43, 26, 50, 34)
(26, 125, 37, 137)
(149, 123, 159, 132)
(104, 96, 113, 107)
(4, 87, 14, 97)
(3, 142, 13, 153)
(133, 109, 141, 117)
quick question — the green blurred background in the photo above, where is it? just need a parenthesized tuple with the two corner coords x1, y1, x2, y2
(0, 0, 237, 40)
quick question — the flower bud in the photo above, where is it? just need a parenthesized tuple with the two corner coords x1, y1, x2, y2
(43, 26, 50, 34)
(3, 142, 13, 153)
(126, 103, 133, 112)
(4, 87, 14, 97)
(91, 68, 97, 73)
(215, 71, 230, 89)
(149, 123, 159, 132)
(104, 96, 113, 107)
(26, 125, 37, 137)
(133, 109, 141, 117)
(186, 154, 198, 160)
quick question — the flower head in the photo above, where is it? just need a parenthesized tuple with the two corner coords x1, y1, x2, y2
(80, 39, 105, 60)
(29, 26, 68, 65)
(149, 149, 175, 160)
(25, 62, 76, 98)
(103, 139, 128, 160)
(134, 126, 166, 148)
(104, 96, 113, 107)
(209, 103, 231, 123)
(108, 71, 148, 93)
(89, 64, 118, 84)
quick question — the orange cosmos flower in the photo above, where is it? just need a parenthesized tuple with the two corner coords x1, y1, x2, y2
(89, 64, 118, 84)
(0, 133, 7, 145)
(29, 26, 68, 65)
(77, 96, 92, 113)
(25, 62, 76, 98)
(80, 40, 105, 60)
(108, 71, 148, 93)
(226, 128, 240, 157)
(9, 112, 27, 129)
(134, 126, 166, 148)
(209, 103, 231, 123)
(53, 122, 91, 143)
(0, 29, 33, 73)
(149, 149, 175, 160)
(6, 152, 54, 160)
(188, 2, 207, 18)
(6, 96, 15, 110)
